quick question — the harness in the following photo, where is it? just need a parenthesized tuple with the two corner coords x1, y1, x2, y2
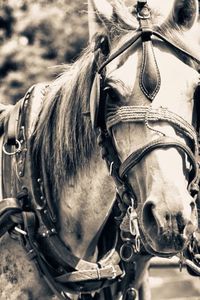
(0, 1, 200, 299)
(0, 84, 126, 300)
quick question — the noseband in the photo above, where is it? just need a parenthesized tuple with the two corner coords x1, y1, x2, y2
(90, 1, 200, 256)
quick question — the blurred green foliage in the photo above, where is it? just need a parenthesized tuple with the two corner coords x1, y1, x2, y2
(0, 0, 88, 103)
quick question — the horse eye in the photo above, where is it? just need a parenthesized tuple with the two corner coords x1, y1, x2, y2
(106, 88, 120, 103)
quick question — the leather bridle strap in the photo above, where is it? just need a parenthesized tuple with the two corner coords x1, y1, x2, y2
(119, 136, 198, 186)
(98, 32, 141, 73)
(98, 29, 200, 75)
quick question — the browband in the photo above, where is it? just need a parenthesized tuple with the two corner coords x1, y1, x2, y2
(98, 29, 200, 74)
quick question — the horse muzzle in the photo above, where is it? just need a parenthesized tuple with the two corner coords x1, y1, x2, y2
(141, 198, 198, 255)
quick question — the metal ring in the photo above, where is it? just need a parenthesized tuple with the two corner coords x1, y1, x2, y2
(120, 243, 134, 262)
(3, 139, 22, 156)
(137, 12, 151, 20)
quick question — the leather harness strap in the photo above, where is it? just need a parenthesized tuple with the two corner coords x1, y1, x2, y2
(6, 101, 21, 146)
(0, 197, 21, 216)
(0, 198, 22, 237)
(119, 136, 198, 180)
(138, 2, 161, 100)
(56, 265, 120, 283)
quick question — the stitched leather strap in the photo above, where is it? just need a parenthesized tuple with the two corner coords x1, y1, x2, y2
(6, 101, 21, 145)
(119, 136, 198, 181)
(0, 198, 22, 237)
(98, 32, 142, 74)
(138, 3, 161, 100)
(153, 30, 200, 65)
(55, 265, 122, 283)
(97, 25, 200, 77)
(0, 197, 21, 216)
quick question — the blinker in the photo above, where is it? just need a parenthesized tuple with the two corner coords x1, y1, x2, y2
(90, 73, 101, 129)
(90, 73, 109, 130)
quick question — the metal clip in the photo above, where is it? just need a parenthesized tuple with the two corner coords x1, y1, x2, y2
(128, 203, 141, 253)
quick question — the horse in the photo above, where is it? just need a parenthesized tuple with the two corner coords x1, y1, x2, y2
(0, 0, 200, 299)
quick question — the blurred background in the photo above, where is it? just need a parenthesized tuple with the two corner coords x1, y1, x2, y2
(0, 1, 200, 299)
(0, 0, 88, 104)
(0, 0, 199, 104)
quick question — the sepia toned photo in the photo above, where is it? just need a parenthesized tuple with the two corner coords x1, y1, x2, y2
(0, 1, 200, 299)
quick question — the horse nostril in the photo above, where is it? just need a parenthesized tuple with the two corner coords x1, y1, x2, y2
(142, 200, 163, 235)
(190, 201, 196, 212)
(143, 200, 155, 217)
(176, 212, 187, 234)
(165, 213, 170, 222)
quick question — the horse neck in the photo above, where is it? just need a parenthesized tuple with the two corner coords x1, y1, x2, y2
(58, 151, 116, 261)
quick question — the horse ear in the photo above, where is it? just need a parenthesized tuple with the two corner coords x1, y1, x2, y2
(170, 0, 199, 30)
(88, 0, 114, 41)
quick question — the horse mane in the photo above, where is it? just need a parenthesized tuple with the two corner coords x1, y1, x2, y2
(32, 1, 200, 200)
(33, 47, 98, 193)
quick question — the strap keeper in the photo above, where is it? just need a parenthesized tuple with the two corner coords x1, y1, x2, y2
(96, 267, 101, 280)
(96, 265, 117, 280)
(109, 265, 117, 279)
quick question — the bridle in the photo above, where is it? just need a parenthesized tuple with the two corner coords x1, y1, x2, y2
(90, 0, 200, 257)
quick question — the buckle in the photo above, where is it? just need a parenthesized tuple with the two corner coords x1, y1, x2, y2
(96, 265, 117, 280)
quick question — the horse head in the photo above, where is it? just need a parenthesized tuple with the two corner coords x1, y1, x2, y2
(89, 0, 200, 256)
